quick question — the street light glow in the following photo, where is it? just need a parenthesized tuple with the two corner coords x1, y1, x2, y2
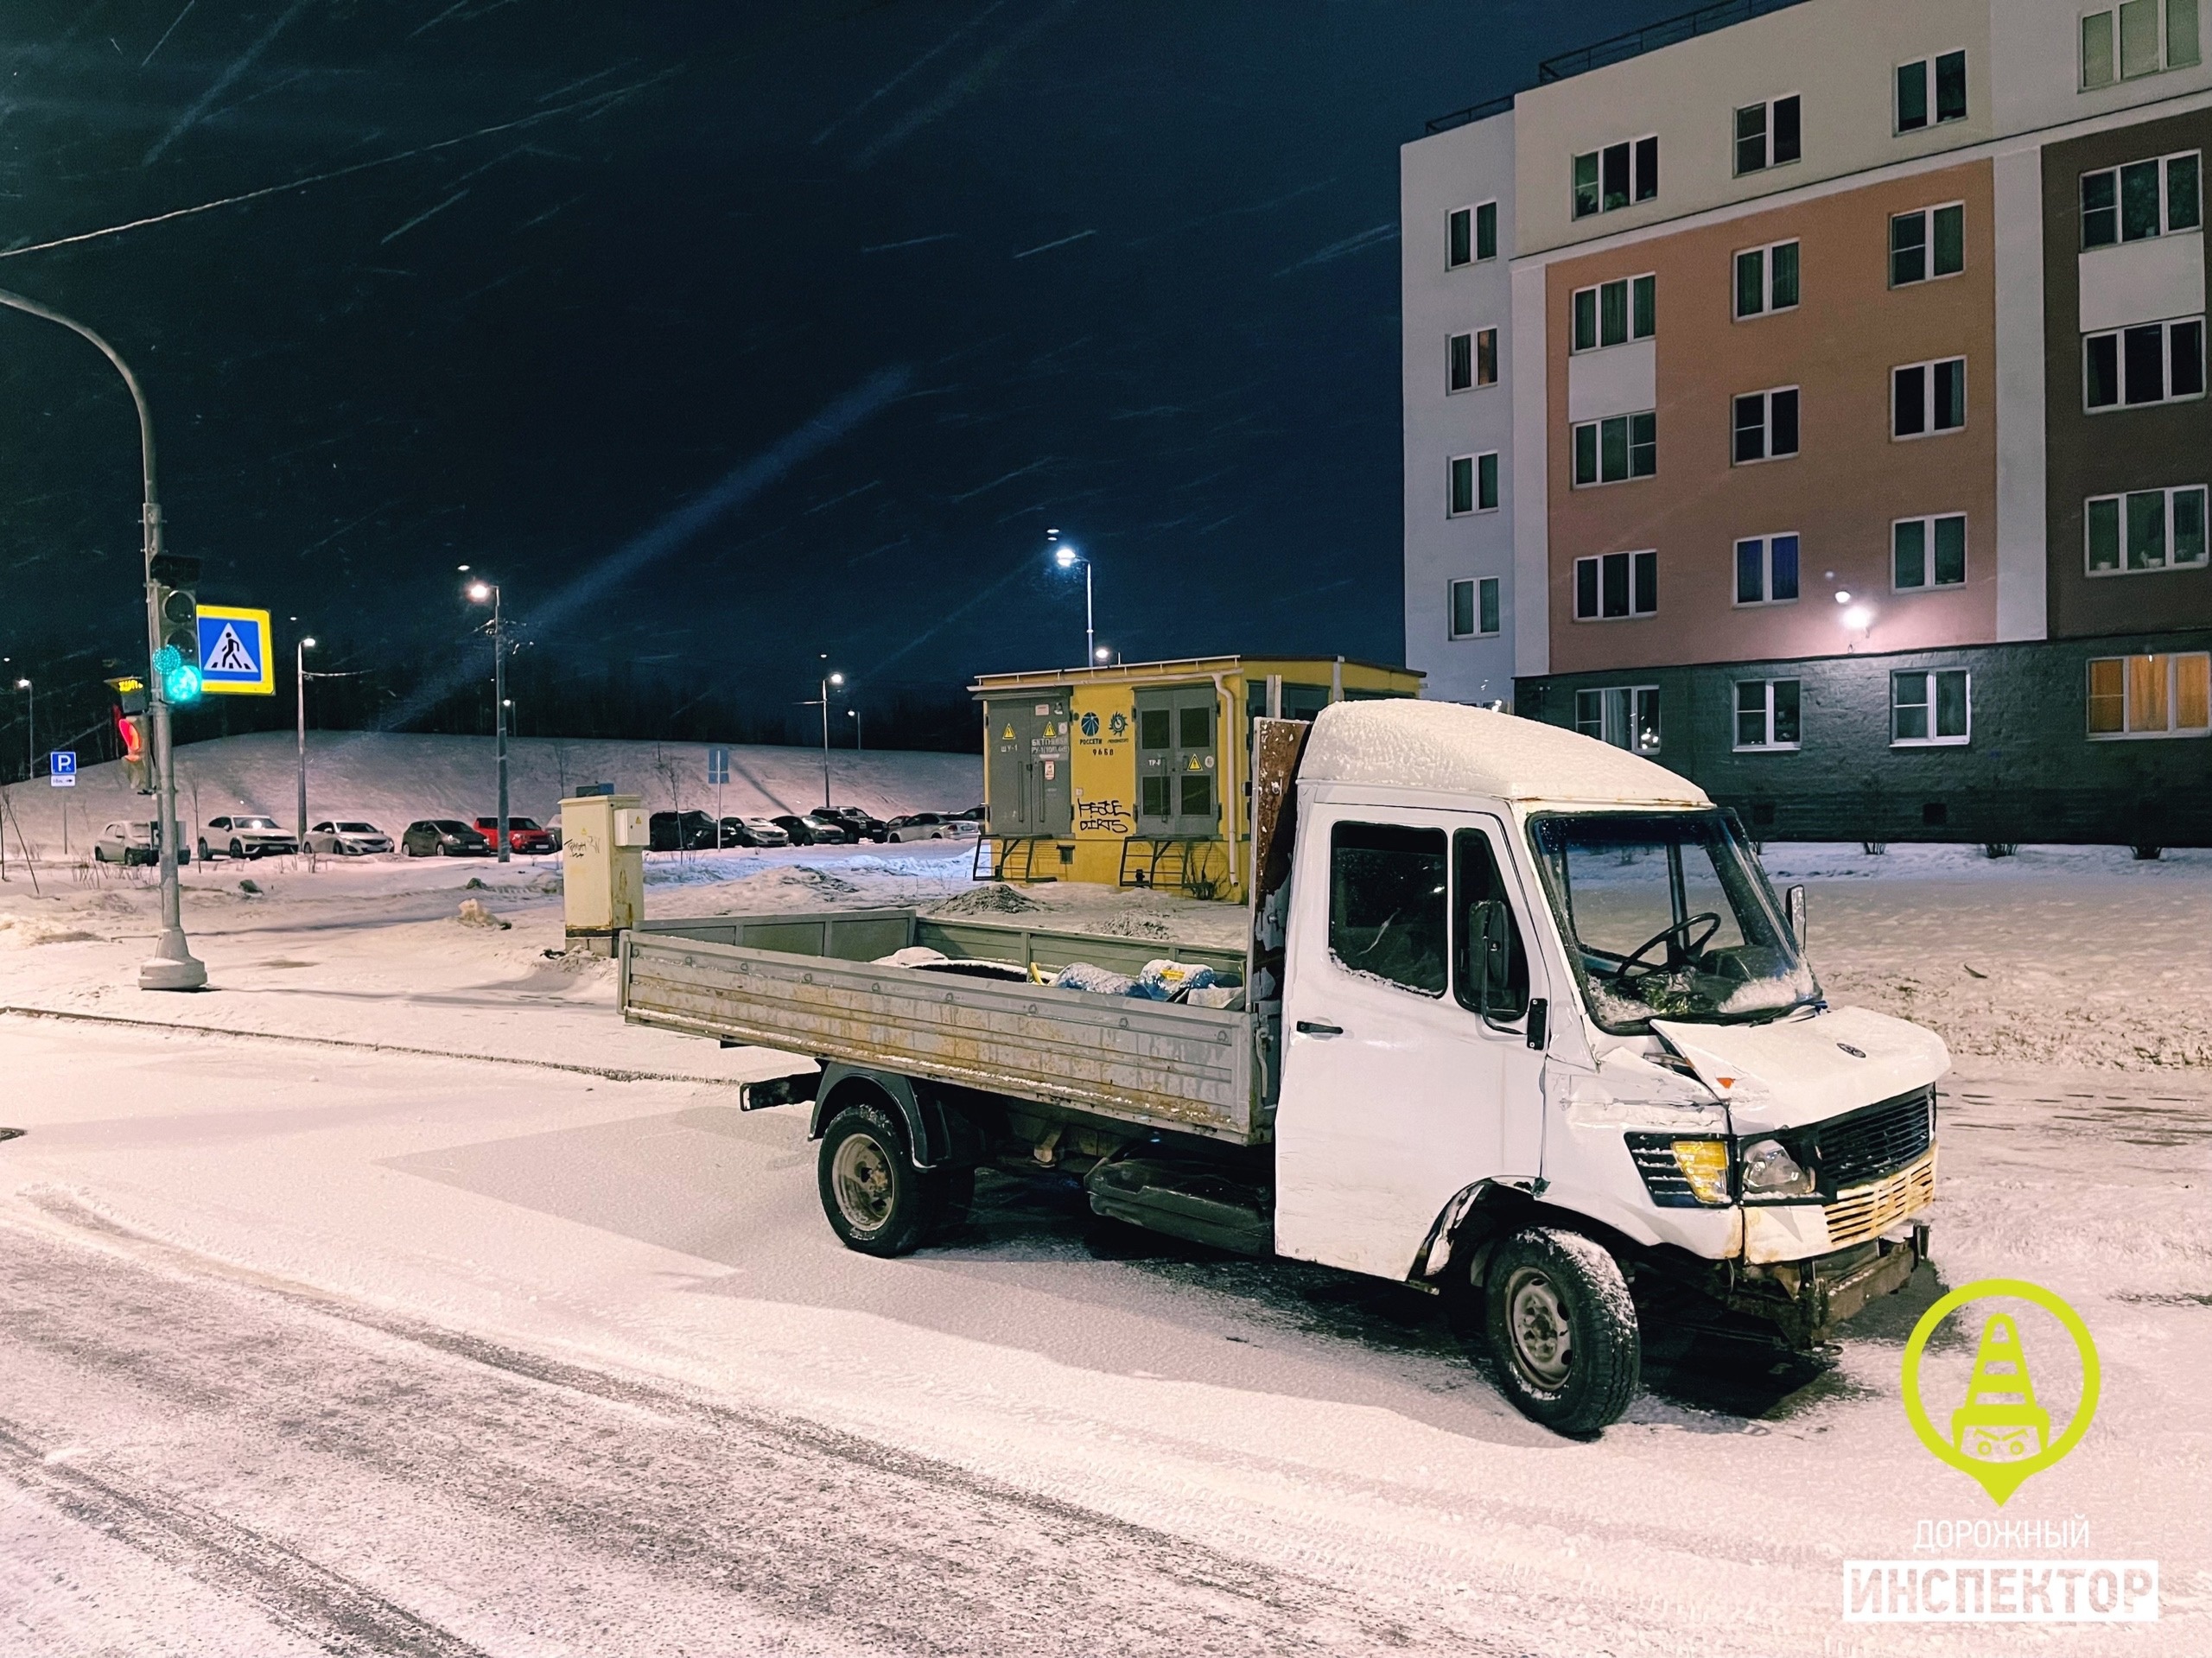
(829, 671, 845, 687)
(301, 637, 317, 650)
(1093, 646, 1110, 662)
(467, 581, 492, 602)
(12, 678, 27, 690)
(1054, 546, 1078, 569)
(1842, 605, 1873, 631)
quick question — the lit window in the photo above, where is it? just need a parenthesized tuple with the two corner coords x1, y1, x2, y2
(1891, 669, 1971, 746)
(2085, 485, 2209, 572)
(2087, 651, 2210, 736)
(1574, 685, 1662, 753)
(2082, 0, 2202, 88)
(1573, 549, 1658, 620)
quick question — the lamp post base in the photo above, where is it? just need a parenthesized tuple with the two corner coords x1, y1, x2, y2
(140, 930, 207, 991)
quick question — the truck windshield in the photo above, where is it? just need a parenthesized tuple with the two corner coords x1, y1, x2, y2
(1529, 810, 1817, 1034)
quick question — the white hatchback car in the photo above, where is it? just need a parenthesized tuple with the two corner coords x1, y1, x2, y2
(305, 820, 393, 856)
(93, 821, 191, 867)
(199, 814, 298, 861)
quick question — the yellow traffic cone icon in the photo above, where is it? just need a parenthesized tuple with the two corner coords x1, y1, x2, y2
(1950, 1313, 2051, 1463)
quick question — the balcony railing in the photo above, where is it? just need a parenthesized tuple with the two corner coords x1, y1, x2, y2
(1535, 0, 1811, 83)
(1423, 92, 1516, 137)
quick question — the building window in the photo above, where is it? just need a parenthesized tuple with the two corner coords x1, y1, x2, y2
(1450, 576, 1502, 638)
(1891, 204, 1965, 285)
(1446, 201, 1499, 268)
(2084, 316, 2205, 408)
(1735, 94, 1802, 175)
(2080, 151, 2201, 250)
(1732, 240, 1800, 319)
(1572, 135, 1659, 219)
(1573, 549, 1658, 620)
(1734, 679, 1802, 750)
(1570, 274, 1656, 352)
(1897, 50, 1967, 133)
(1893, 514, 1968, 588)
(1447, 452, 1499, 516)
(1571, 412, 1657, 485)
(2088, 651, 2211, 736)
(1893, 358, 1967, 436)
(2086, 484, 2209, 572)
(1734, 533, 1801, 605)
(1446, 329, 1496, 392)
(1574, 685, 1661, 753)
(1732, 387, 1800, 463)
(1891, 669, 1970, 745)
(2082, 0, 2202, 89)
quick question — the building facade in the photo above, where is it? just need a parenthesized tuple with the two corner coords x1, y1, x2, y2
(1403, 0, 2212, 842)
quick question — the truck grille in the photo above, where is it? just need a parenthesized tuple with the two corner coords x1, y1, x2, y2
(1814, 1087, 1934, 1191)
(1823, 1150, 1936, 1248)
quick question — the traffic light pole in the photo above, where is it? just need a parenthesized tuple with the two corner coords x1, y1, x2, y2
(0, 287, 205, 989)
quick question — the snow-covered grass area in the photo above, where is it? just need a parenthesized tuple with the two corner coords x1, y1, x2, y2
(0, 836, 2206, 1655)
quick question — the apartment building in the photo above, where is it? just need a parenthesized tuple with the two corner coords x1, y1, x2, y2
(1402, 0, 2212, 842)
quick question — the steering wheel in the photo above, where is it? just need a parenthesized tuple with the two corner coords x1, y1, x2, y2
(1611, 912, 1722, 982)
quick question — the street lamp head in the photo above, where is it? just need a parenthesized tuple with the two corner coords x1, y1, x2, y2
(1093, 646, 1110, 662)
(1053, 546, 1079, 569)
(828, 671, 845, 688)
(466, 581, 492, 603)
(1841, 605, 1874, 632)
(13, 678, 28, 689)
(301, 637, 317, 651)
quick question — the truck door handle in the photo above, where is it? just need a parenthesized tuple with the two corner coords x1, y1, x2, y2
(1295, 1020, 1343, 1037)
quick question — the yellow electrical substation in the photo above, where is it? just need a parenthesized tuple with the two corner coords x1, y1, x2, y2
(971, 655, 1423, 902)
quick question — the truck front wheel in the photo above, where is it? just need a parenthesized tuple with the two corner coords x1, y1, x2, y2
(1482, 1228, 1641, 1436)
(817, 1102, 948, 1256)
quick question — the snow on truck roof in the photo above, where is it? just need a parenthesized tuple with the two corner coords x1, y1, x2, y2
(1300, 699, 1710, 807)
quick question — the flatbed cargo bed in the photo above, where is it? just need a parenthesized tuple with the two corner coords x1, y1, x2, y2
(620, 908, 1263, 1142)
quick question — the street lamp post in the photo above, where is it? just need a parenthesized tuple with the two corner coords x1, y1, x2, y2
(847, 706, 861, 752)
(463, 574, 509, 864)
(295, 637, 316, 856)
(1048, 530, 1093, 668)
(0, 286, 204, 988)
(13, 678, 29, 781)
(814, 656, 845, 810)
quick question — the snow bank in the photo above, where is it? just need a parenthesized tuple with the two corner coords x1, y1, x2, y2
(1301, 701, 1707, 806)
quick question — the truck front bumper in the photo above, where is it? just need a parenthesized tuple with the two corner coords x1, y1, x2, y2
(1728, 1222, 1929, 1350)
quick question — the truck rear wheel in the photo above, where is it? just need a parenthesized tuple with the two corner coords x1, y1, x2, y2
(817, 1102, 950, 1256)
(1482, 1228, 1641, 1436)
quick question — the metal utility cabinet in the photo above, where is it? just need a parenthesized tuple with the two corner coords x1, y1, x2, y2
(972, 654, 1421, 899)
(562, 790, 648, 952)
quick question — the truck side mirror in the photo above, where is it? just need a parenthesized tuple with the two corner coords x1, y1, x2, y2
(1785, 884, 1807, 950)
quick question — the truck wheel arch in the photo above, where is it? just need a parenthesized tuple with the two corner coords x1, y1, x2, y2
(810, 1064, 979, 1172)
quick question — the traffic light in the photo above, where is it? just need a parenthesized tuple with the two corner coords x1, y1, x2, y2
(149, 551, 202, 704)
(107, 677, 150, 793)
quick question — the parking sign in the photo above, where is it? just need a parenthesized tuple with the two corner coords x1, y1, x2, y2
(49, 751, 75, 787)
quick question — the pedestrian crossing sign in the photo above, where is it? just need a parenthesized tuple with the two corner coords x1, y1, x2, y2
(196, 606, 275, 696)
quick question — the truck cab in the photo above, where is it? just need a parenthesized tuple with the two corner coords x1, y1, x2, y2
(1272, 701, 1942, 1429)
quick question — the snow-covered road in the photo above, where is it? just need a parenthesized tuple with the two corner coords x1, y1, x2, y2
(0, 842, 2207, 1655)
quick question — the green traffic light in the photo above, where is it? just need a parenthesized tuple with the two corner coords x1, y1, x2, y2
(166, 664, 202, 703)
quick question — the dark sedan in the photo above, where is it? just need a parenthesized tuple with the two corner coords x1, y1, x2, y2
(772, 813, 850, 845)
(649, 810, 717, 851)
(402, 819, 493, 857)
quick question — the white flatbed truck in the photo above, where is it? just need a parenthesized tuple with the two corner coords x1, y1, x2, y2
(620, 701, 1946, 1432)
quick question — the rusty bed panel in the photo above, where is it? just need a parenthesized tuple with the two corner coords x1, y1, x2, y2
(620, 933, 1255, 1142)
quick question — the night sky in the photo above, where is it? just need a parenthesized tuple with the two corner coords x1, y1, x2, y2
(0, 0, 1663, 732)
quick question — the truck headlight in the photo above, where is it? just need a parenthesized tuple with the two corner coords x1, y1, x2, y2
(1625, 1133, 1732, 1207)
(1739, 1136, 1814, 1197)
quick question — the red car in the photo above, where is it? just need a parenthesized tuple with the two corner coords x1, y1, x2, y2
(473, 815, 554, 854)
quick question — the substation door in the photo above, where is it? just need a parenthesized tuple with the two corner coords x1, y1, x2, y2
(1135, 685, 1219, 839)
(986, 696, 1072, 837)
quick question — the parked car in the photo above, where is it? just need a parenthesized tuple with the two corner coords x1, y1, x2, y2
(718, 816, 791, 848)
(823, 805, 888, 842)
(649, 810, 717, 852)
(885, 812, 951, 843)
(93, 821, 190, 867)
(955, 805, 987, 821)
(198, 814, 297, 861)
(472, 815, 554, 854)
(305, 820, 393, 856)
(771, 813, 850, 846)
(401, 819, 493, 857)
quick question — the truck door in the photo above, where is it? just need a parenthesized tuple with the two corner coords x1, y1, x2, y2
(1274, 805, 1550, 1279)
